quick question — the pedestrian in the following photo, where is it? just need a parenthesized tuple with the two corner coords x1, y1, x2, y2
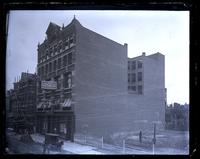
(139, 131, 142, 143)
(43, 142, 47, 154)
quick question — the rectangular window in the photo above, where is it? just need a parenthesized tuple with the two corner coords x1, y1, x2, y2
(65, 41, 69, 50)
(54, 45, 57, 54)
(128, 73, 131, 82)
(49, 48, 53, 57)
(38, 67, 41, 76)
(55, 76, 61, 89)
(131, 86, 136, 91)
(45, 64, 48, 74)
(131, 73, 136, 83)
(63, 55, 67, 67)
(138, 60, 143, 68)
(41, 66, 44, 77)
(58, 42, 62, 52)
(68, 53, 72, 65)
(46, 49, 49, 57)
(58, 58, 61, 69)
(49, 62, 52, 73)
(132, 61, 136, 70)
(128, 61, 130, 70)
(54, 60, 57, 71)
(63, 72, 72, 88)
(69, 36, 74, 47)
(138, 85, 143, 94)
(138, 72, 142, 81)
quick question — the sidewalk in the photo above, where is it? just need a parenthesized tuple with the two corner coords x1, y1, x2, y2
(31, 133, 104, 154)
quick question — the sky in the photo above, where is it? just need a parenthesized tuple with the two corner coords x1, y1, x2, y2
(6, 10, 189, 105)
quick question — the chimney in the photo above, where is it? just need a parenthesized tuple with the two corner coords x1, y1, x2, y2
(142, 52, 146, 56)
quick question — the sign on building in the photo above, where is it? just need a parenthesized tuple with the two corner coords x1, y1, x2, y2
(41, 81, 57, 90)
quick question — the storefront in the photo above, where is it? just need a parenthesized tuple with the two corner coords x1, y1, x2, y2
(36, 111, 75, 141)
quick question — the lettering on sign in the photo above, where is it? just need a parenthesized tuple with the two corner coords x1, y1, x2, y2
(41, 81, 57, 90)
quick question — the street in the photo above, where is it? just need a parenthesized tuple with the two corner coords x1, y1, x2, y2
(6, 129, 189, 154)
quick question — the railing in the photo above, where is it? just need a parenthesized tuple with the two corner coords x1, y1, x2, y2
(73, 132, 155, 154)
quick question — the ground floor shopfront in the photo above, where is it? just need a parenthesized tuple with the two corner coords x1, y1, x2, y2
(36, 111, 75, 142)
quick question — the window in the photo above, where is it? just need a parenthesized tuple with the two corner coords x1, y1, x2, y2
(49, 48, 53, 57)
(138, 72, 142, 81)
(68, 53, 72, 65)
(63, 55, 67, 67)
(128, 61, 130, 70)
(63, 72, 72, 88)
(54, 45, 57, 54)
(128, 86, 131, 90)
(128, 73, 131, 82)
(138, 60, 143, 68)
(131, 73, 136, 83)
(45, 64, 48, 74)
(58, 42, 62, 52)
(54, 60, 57, 71)
(69, 36, 74, 47)
(46, 49, 49, 58)
(49, 62, 52, 73)
(138, 85, 143, 94)
(131, 86, 136, 91)
(131, 61, 136, 70)
(63, 40, 69, 50)
(58, 58, 61, 69)
(55, 76, 61, 89)
(41, 66, 44, 77)
(38, 67, 41, 76)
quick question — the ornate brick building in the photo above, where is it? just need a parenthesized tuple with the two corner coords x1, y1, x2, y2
(7, 72, 37, 132)
(36, 17, 165, 139)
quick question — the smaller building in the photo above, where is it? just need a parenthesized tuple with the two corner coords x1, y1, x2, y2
(165, 103, 189, 131)
(127, 52, 166, 130)
(7, 72, 37, 133)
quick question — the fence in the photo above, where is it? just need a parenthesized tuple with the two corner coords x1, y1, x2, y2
(73, 133, 154, 154)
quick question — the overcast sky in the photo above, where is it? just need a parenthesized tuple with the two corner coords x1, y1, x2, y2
(6, 10, 189, 105)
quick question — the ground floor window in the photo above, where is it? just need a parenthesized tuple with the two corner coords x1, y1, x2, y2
(60, 123, 67, 134)
(43, 121, 48, 132)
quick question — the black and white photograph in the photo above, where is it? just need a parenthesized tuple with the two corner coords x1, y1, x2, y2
(5, 10, 189, 155)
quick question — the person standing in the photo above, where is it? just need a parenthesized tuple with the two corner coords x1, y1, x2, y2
(139, 131, 142, 143)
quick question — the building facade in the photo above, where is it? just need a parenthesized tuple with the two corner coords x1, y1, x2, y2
(127, 52, 166, 130)
(128, 52, 165, 95)
(36, 17, 165, 138)
(7, 72, 37, 132)
(36, 17, 127, 138)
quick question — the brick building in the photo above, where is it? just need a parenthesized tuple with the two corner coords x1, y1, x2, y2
(36, 17, 165, 138)
(127, 52, 165, 130)
(7, 72, 37, 132)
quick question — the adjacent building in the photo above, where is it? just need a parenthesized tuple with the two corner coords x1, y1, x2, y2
(165, 103, 189, 131)
(128, 52, 165, 95)
(7, 72, 37, 132)
(127, 52, 166, 130)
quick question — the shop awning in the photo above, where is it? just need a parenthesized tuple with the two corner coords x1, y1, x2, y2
(62, 98, 71, 108)
(37, 102, 44, 109)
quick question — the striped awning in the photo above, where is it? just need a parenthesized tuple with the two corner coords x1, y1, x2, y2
(37, 102, 44, 109)
(62, 98, 71, 108)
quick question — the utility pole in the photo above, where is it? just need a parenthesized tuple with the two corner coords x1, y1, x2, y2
(152, 123, 156, 154)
